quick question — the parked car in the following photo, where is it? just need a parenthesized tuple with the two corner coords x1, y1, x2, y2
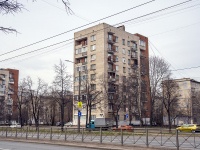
(10, 124, 21, 128)
(176, 124, 200, 132)
(56, 122, 61, 126)
(112, 125, 134, 131)
(64, 122, 73, 127)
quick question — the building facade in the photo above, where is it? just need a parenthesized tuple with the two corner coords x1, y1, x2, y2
(73, 23, 151, 125)
(174, 78, 200, 125)
(0, 68, 19, 124)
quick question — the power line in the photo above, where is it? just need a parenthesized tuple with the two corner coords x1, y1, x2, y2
(171, 65, 200, 71)
(0, 0, 195, 63)
(0, 0, 156, 57)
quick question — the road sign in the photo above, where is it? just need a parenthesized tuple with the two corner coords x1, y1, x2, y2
(78, 111, 82, 117)
(126, 114, 128, 119)
(77, 102, 82, 108)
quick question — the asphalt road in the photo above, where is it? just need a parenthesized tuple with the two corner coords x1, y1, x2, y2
(0, 141, 99, 150)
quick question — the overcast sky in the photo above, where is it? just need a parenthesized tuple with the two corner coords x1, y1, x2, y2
(1, 0, 200, 85)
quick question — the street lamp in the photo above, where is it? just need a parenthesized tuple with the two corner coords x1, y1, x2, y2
(65, 60, 81, 132)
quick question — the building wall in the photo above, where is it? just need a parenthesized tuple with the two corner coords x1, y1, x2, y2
(73, 23, 151, 125)
(0, 68, 19, 123)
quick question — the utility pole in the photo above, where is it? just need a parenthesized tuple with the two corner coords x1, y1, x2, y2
(78, 70, 81, 132)
(65, 60, 81, 132)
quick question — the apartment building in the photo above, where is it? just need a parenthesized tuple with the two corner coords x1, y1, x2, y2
(73, 23, 151, 125)
(0, 68, 19, 123)
(174, 78, 200, 125)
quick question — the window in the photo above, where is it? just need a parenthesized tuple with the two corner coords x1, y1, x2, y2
(82, 95, 87, 100)
(91, 45, 96, 51)
(123, 67, 126, 73)
(128, 50, 130, 55)
(115, 56, 118, 62)
(91, 64, 96, 70)
(91, 54, 96, 61)
(82, 74, 88, 80)
(116, 65, 119, 71)
(91, 105, 96, 109)
(116, 75, 119, 80)
(91, 74, 96, 80)
(82, 65, 87, 71)
(109, 103, 113, 110)
(74, 95, 79, 100)
(91, 84, 96, 90)
(115, 36, 118, 42)
(128, 68, 131, 73)
(122, 58, 126, 63)
(108, 44, 112, 50)
(108, 34, 112, 40)
(139, 40, 146, 47)
(128, 59, 130, 65)
(91, 35, 96, 41)
(122, 39, 125, 45)
(91, 115, 96, 120)
(74, 86, 78, 91)
(115, 46, 118, 52)
(75, 48, 81, 54)
(122, 48, 126, 54)
(127, 41, 130, 46)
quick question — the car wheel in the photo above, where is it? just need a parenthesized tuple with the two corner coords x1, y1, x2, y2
(191, 130, 195, 133)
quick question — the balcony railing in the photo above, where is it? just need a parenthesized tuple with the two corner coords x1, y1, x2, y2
(108, 78, 116, 82)
(108, 68, 116, 73)
(107, 49, 115, 54)
(131, 54, 137, 59)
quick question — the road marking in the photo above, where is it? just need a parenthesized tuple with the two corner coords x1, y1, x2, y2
(0, 148, 10, 150)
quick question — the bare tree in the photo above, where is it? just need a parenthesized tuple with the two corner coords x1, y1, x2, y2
(100, 74, 127, 128)
(162, 76, 180, 131)
(26, 76, 48, 129)
(0, 0, 72, 33)
(52, 60, 72, 131)
(78, 71, 102, 128)
(13, 78, 29, 126)
(149, 56, 170, 126)
(191, 91, 200, 124)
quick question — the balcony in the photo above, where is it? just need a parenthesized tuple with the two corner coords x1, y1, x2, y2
(107, 48, 115, 54)
(107, 39, 115, 44)
(108, 88, 116, 93)
(131, 65, 138, 69)
(108, 78, 116, 82)
(75, 52, 87, 58)
(9, 78, 14, 84)
(7, 99, 13, 105)
(140, 53, 145, 58)
(8, 90, 14, 94)
(0, 91, 5, 96)
(108, 68, 116, 73)
(131, 54, 137, 59)
(131, 46, 137, 51)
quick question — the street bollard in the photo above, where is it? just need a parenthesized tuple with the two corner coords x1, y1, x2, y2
(146, 128, 149, 147)
(160, 128, 163, 146)
(37, 127, 39, 140)
(64, 128, 67, 141)
(176, 130, 179, 150)
(26, 127, 28, 139)
(50, 127, 52, 141)
(121, 129, 123, 146)
(15, 127, 17, 138)
(100, 128, 102, 144)
(81, 128, 84, 142)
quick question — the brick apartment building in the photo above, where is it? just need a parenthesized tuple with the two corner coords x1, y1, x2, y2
(73, 23, 151, 125)
(0, 68, 19, 123)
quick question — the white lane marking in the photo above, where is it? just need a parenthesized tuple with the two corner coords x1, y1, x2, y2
(0, 148, 10, 150)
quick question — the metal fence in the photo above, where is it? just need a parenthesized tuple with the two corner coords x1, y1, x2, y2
(0, 127, 200, 150)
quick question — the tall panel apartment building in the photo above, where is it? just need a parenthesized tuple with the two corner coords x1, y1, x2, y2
(0, 68, 19, 123)
(73, 23, 151, 125)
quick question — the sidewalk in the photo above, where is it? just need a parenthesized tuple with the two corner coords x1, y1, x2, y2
(0, 137, 176, 150)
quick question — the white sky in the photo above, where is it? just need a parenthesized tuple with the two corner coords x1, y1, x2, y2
(1, 0, 200, 85)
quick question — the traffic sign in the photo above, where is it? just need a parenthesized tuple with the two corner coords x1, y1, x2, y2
(77, 102, 82, 108)
(126, 114, 128, 119)
(78, 111, 82, 117)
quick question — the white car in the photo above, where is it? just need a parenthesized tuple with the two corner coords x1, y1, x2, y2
(10, 124, 21, 128)
(64, 122, 73, 127)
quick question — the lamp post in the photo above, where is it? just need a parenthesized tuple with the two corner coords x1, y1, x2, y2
(65, 60, 81, 132)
